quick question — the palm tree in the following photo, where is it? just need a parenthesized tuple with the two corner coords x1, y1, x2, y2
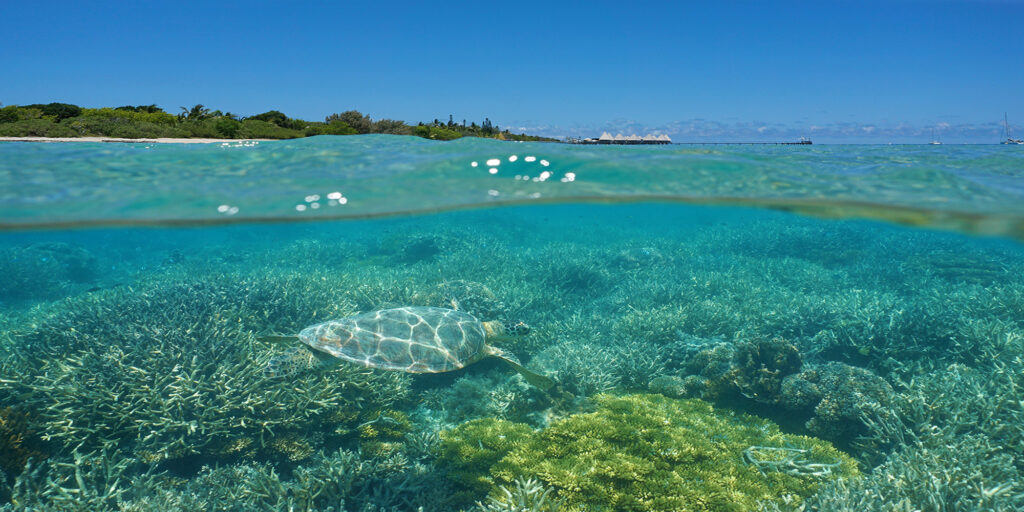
(178, 104, 210, 121)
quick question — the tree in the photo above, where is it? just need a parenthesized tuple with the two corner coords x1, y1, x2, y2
(325, 110, 372, 134)
(116, 104, 163, 114)
(179, 104, 211, 121)
(372, 119, 412, 135)
(24, 102, 82, 121)
(215, 118, 241, 138)
(249, 110, 289, 127)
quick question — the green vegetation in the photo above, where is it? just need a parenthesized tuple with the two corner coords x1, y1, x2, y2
(0, 102, 557, 142)
(440, 393, 858, 511)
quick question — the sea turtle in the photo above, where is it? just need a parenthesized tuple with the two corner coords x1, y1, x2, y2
(261, 306, 554, 390)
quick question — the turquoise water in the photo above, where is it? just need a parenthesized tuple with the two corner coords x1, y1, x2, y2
(1, 137, 1023, 510)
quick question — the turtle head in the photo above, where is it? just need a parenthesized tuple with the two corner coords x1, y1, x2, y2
(482, 320, 530, 340)
(505, 321, 530, 337)
(264, 345, 338, 378)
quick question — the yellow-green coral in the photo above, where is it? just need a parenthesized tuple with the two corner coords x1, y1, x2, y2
(441, 393, 858, 511)
(439, 418, 535, 507)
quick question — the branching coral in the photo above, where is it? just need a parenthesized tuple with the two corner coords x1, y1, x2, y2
(531, 339, 667, 397)
(3, 447, 450, 512)
(441, 393, 858, 511)
(3, 448, 160, 512)
(474, 477, 567, 512)
(0, 268, 410, 465)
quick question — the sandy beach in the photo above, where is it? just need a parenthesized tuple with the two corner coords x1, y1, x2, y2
(0, 136, 272, 144)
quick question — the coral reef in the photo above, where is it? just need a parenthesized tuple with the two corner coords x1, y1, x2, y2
(473, 477, 567, 512)
(440, 393, 858, 511)
(778, 362, 896, 445)
(0, 268, 410, 466)
(770, 433, 1024, 511)
(0, 242, 97, 301)
(531, 338, 667, 397)
(0, 408, 48, 479)
(2, 448, 160, 512)
(2, 446, 450, 512)
(3, 204, 1024, 510)
(438, 417, 535, 507)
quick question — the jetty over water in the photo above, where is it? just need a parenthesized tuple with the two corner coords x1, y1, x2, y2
(570, 132, 673, 145)
(567, 132, 812, 145)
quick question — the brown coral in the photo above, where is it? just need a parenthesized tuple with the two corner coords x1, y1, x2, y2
(0, 407, 49, 477)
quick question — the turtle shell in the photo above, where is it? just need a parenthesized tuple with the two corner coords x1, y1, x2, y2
(298, 306, 487, 373)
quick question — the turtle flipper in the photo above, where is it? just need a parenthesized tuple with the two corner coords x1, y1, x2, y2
(485, 345, 555, 391)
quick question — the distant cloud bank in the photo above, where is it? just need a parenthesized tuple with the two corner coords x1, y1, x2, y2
(508, 119, 1014, 143)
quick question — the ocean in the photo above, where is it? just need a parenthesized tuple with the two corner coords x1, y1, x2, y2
(1, 136, 1023, 511)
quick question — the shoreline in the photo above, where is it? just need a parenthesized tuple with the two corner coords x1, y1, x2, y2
(0, 136, 274, 144)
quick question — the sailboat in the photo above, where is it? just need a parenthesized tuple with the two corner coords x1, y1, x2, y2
(929, 128, 942, 145)
(1002, 113, 1024, 144)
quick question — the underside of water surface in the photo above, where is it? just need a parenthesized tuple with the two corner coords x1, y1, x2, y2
(2, 138, 1024, 511)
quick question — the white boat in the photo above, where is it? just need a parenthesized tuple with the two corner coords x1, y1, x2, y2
(929, 128, 942, 145)
(1002, 113, 1024, 144)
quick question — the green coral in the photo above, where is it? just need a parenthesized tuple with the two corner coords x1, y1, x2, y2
(439, 418, 535, 506)
(441, 393, 858, 512)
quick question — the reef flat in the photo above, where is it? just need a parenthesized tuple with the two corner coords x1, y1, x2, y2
(2, 203, 1023, 511)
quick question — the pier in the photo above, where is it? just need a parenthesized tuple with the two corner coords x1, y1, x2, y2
(568, 132, 811, 145)
(569, 132, 673, 145)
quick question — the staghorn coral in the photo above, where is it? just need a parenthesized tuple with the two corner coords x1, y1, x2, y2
(530, 338, 667, 397)
(474, 477, 567, 512)
(2, 446, 450, 512)
(415, 372, 547, 429)
(774, 434, 1024, 512)
(0, 268, 410, 466)
(2, 448, 160, 512)
(782, 334, 1024, 510)
(440, 393, 858, 512)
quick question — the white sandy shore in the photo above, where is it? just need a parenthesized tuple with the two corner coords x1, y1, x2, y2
(0, 136, 273, 144)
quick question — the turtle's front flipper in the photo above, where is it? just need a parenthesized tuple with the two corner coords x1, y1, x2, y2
(486, 346, 555, 391)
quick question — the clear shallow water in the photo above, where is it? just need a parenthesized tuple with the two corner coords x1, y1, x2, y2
(1, 137, 1024, 511)
(2, 137, 1024, 238)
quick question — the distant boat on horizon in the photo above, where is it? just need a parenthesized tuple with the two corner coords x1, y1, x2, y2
(929, 128, 942, 145)
(1002, 113, 1024, 144)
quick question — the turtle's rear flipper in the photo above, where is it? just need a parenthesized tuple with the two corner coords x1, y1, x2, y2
(505, 359, 556, 391)
(487, 347, 555, 391)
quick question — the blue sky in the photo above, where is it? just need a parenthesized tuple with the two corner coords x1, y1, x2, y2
(2, 1, 1022, 142)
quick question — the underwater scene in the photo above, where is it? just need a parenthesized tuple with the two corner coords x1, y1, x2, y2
(1, 137, 1024, 511)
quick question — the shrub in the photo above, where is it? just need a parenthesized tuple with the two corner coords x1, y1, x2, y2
(0, 119, 77, 137)
(214, 117, 242, 138)
(238, 119, 304, 139)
